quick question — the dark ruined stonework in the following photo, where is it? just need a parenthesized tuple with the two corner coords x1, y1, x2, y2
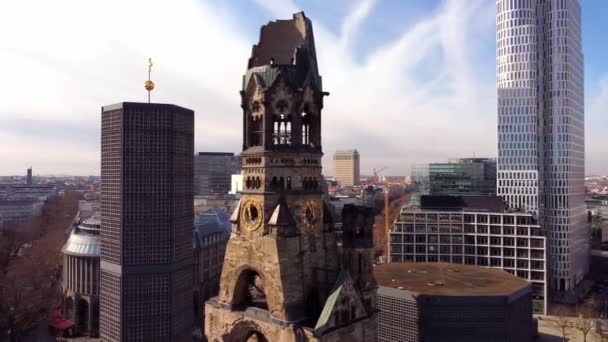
(205, 12, 377, 342)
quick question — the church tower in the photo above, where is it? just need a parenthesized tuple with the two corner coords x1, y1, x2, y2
(205, 12, 376, 342)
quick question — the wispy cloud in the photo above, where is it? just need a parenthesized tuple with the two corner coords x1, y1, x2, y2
(339, 0, 376, 51)
(3, 0, 601, 177)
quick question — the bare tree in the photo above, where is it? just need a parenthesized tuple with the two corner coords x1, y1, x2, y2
(576, 300, 600, 342)
(554, 308, 572, 342)
(574, 312, 594, 342)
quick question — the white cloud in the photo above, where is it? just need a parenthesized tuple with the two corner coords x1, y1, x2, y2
(0, 0, 546, 176)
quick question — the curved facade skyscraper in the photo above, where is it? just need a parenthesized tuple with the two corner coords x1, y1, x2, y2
(497, 0, 587, 292)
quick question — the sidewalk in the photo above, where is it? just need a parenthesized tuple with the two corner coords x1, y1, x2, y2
(536, 314, 605, 342)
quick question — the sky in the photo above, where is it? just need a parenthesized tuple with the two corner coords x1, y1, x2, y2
(0, 0, 607, 176)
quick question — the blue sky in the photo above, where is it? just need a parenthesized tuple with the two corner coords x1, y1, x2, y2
(0, 0, 606, 176)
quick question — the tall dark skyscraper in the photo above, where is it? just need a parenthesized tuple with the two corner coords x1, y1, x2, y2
(497, 0, 587, 291)
(99, 102, 194, 341)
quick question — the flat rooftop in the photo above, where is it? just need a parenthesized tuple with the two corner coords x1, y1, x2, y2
(419, 195, 507, 212)
(374, 262, 529, 296)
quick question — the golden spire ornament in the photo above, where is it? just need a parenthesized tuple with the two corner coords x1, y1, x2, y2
(144, 57, 154, 103)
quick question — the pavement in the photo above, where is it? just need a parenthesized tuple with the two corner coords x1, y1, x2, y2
(536, 314, 606, 342)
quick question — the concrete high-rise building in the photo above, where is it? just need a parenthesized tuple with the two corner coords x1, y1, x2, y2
(334, 149, 360, 186)
(26, 167, 32, 185)
(390, 195, 547, 313)
(194, 152, 241, 196)
(99, 102, 194, 341)
(496, 0, 587, 291)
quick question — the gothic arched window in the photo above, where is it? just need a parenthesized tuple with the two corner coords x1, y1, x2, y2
(249, 115, 263, 147)
(301, 112, 311, 145)
(273, 100, 291, 145)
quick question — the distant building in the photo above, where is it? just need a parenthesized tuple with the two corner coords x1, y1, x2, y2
(412, 158, 496, 196)
(0, 198, 43, 225)
(62, 215, 101, 337)
(0, 184, 56, 202)
(429, 158, 496, 196)
(375, 262, 536, 342)
(334, 149, 360, 186)
(410, 164, 430, 194)
(100, 102, 194, 341)
(0, 184, 56, 226)
(194, 152, 241, 196)
(390, 195, 547, 314)
(26, 167, 32, 185)
(193, 195, 239, 216)
(192, 209, 230, 327)
(230, 173, 243, 195)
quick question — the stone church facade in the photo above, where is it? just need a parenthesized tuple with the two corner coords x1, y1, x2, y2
(205, 11, 377, 342)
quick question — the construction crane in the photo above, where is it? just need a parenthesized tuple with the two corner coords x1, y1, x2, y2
(373, 166, 388, 184)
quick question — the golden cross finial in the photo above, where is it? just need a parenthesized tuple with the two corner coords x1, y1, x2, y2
(145, 57, 155, 103)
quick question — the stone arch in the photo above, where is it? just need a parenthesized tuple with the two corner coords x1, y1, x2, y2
(220, 265, 278, 314)
(64, 296, 74, 321)
(221, 320, 270, 342)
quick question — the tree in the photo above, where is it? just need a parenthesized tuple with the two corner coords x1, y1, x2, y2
(574, 312, 594, 342)
(554, 308, 572, 342)
(0, 192, 81, 340)
(575, 297, 601, 342)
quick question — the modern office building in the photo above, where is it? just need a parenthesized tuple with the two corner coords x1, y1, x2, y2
(390, 195, 547, 313)
(194, 152, 241, 196)
(412, 158, 496, 196)
(100, 102, 194, 341)
(334, 149, 360, 186)
(411, 164, 430, 194)
(375, 262, 536, 342)
(428, 158, 496, 196)
(62, 215, 101, 337)
(496, 0, 587, 291)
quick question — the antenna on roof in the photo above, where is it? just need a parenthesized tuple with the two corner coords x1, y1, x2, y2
(144, 57, 155, 103)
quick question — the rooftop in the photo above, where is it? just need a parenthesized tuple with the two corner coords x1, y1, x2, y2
(374, 262, 529, 296)
(196, 152, 236, 157)
(419, 195, 507, 212)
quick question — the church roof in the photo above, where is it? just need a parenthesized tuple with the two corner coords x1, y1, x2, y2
(243, 65, 319, 92)
(314, 270, 347, 335)
(268, 197, 296, 226)
(195, 208, 231, 231)
(229, 199, 241, 223)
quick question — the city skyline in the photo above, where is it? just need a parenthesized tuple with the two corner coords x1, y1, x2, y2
(1, 0, 607, 176)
